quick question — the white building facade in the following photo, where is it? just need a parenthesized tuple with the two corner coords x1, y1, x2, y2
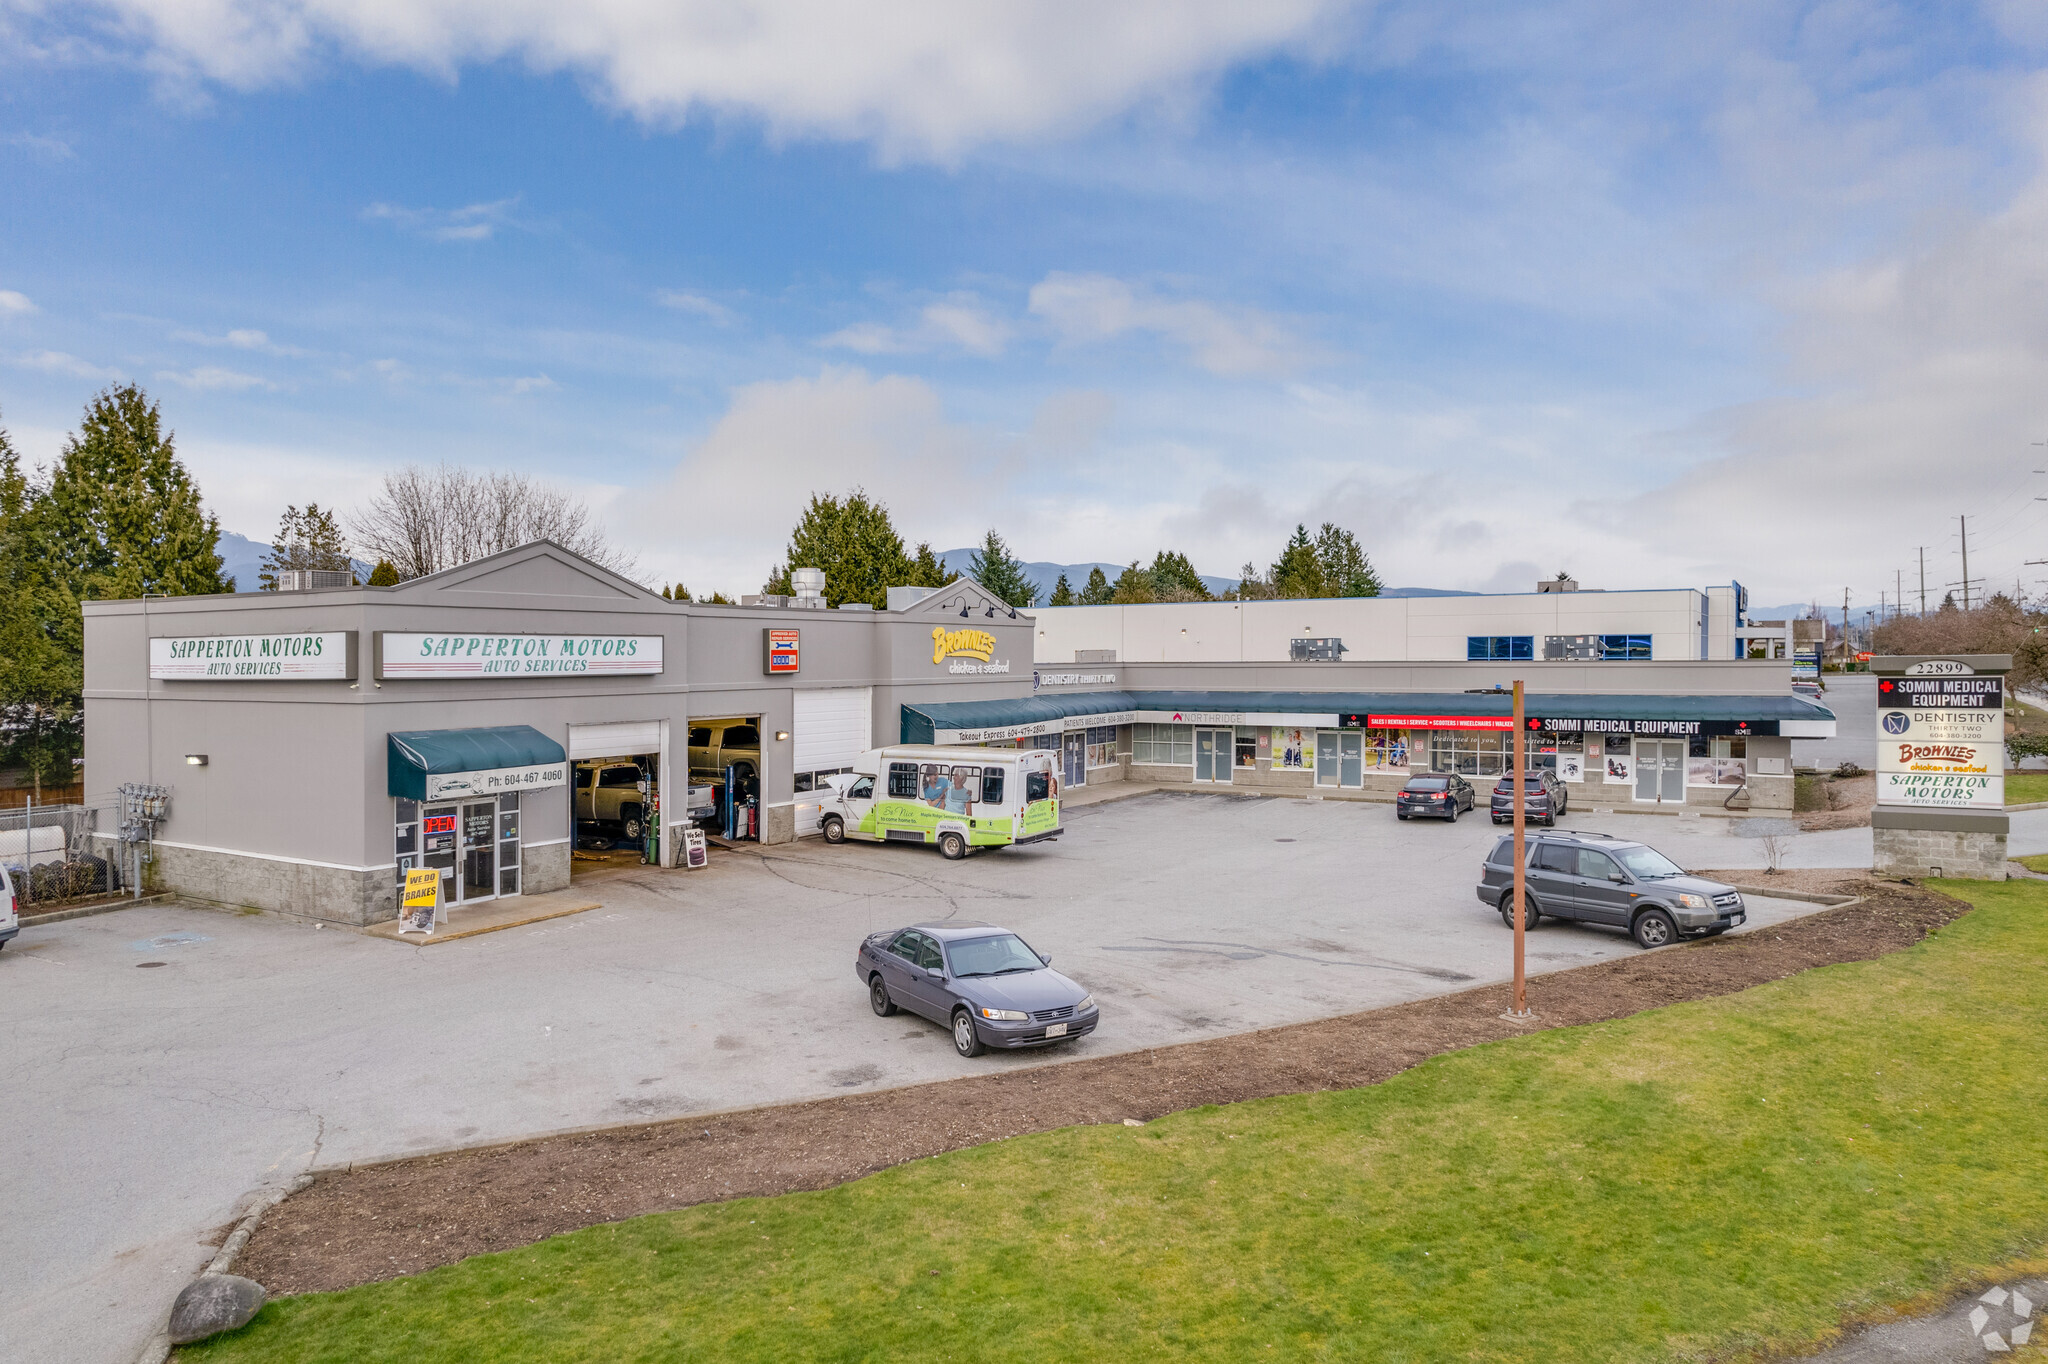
(1033, 584, 1752, 666)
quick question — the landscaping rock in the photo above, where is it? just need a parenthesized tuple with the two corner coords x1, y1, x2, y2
(168, 1274, 266, 1344)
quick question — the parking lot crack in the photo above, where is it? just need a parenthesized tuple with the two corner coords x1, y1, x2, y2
(1101, 937, 1475, 982)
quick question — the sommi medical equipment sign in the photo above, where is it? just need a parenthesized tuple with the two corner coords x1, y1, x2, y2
(379, 633, 663, 678)
(151, 632, 353, 680)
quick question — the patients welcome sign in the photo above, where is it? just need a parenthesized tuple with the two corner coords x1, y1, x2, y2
(379, 632, 664, 678)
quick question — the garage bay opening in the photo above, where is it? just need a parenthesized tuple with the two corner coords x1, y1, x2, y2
(569, 721, 666, 877)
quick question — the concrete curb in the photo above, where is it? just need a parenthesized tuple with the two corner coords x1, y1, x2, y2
(20, 893, 171, 928)
(2006, 800, 2048, 812)
(1722, 885, 1863, 906)
(134, 1174, 312, 1364)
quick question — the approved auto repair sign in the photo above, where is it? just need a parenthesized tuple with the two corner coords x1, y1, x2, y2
(1876, 672, 2005, 809)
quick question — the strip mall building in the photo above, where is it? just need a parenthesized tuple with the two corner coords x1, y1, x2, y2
(83, 545, 1834, 925)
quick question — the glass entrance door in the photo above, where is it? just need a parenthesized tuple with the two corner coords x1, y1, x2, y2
(1194, 729, 1230, 782)
(1635, 741, 1684, 803)
(460, 800, 496, 902)
(1340, 732, 1364, 787)
(1063, 731, 1086, 789)
(1315, 732, 1340, 785)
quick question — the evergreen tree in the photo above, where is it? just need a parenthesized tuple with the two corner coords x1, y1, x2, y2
(673, 582, 692, 602)
(366, 559, 402, 587)
(908, 541, 950, 588)
(1313, 522, 1382, 597)
(1047, 572, 1075, 606)
(967, 528, 1038, 607)
(660, 585, 672, 600)
(1269, 524, 1326, 599)
(1232, 561, 1276, 601)
(1148, 549, 1212, 601)
(706, 591, 735, 605)
(1079, 565, 1114, 605)
(766, 489, 916, 608)
(258, 503, 352, 589)
(38, 385, 229, 616)
(1110, 560, 1157, 604)
(0, 412, 78, 793)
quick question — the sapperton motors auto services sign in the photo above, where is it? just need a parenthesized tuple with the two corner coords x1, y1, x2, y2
(379, 633, 663, 678)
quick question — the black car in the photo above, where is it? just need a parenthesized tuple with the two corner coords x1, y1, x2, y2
(1397, 773, 1475, 821)
(856, 920, 1099, 1057)
(1490, 769, 1567, 825)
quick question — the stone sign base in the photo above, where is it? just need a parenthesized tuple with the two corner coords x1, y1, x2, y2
(1871, 807, 2009, 880)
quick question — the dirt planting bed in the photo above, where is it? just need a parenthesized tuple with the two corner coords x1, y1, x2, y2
(238, 876, 1962, 1297)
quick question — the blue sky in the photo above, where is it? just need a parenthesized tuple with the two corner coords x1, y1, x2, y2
(3, 1, 2047, 612)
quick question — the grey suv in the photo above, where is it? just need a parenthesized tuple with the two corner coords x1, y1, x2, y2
(1475, 830, 1745, 948)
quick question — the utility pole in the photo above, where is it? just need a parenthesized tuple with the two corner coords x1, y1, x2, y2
(1895, 569, 1903, 620)
(1509, 680, 1530, 1020)
(1962, 515, 1971, 612)
(1842, 588, 1850, 667)
(1919, 547, 1927, 614)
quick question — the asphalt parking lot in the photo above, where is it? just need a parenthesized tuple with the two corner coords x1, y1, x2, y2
(13, 789, 2040, 1364)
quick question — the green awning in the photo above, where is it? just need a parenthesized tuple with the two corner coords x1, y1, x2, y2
(387, 725, 568, 802)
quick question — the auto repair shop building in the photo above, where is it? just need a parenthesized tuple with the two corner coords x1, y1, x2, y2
(82, 541, 1039, 925)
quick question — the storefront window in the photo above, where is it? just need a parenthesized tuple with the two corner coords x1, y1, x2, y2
(1133, 723, 1194, 765)
(1429, 730, 1510, 776)
(1269, 727, 1311, 771)
(1599, 634, 1653, 660)
(1086, 725, 1118, 769)
(1359, 728, 1408, 771)
(1467, 635, 1534, 660)
(1234, 726, 1259, 767)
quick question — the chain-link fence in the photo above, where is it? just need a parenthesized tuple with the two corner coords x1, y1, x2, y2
(0, 801, 120, 910)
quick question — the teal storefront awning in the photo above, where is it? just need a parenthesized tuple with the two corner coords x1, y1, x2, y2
(387, 725, 568, 802)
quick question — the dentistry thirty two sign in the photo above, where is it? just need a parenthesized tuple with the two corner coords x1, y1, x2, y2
(379, 633, 664, 678)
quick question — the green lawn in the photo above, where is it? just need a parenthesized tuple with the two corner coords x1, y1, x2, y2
(2006, 772, 2048, 805)
(186, 882, 2048, 1364)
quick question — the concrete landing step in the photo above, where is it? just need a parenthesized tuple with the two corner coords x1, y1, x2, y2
(360, 891, 603, 945)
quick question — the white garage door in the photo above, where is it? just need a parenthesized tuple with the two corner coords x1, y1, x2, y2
(793, 688, 871, 834)
(568, 720, 663, 761)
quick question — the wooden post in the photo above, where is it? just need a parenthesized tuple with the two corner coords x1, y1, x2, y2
(1510, 680, 1530, 1018)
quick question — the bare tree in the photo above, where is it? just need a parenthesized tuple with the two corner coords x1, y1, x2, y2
(1759, 830, 1787, 875)
(348, 465, 637, 581)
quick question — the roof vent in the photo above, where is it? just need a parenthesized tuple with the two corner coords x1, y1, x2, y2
(1537, 577, 1580, 593)
(274, 569, 353, 592)
(790, 566, 827, 609)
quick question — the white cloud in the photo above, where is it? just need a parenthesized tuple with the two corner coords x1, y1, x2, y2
(1028, 272, 1303, 376)
(618, 365, 1013, 593)
(655, 290, 737, 324)
(0, 290, 36, 315)
(60, 0, 1339, 160)
(2, 131, 74, 161)
(361, 197, 518, 242)
(157, 365, 276, 391)
(821, 294, 1013, 358)
(10, 349, 116, 379)
(171, 325, 309, 356)
(506, 374, 555, 395)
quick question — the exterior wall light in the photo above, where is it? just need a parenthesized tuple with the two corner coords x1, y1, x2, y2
(184, 754, 209, 766)
(775, 730, 790, 742)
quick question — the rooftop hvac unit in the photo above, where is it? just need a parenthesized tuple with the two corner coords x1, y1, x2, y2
(275, 569, 354, 592)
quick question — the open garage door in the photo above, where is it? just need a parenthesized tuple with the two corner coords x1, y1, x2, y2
(793, 687, 871, 835)
(567, 720, 666, 873)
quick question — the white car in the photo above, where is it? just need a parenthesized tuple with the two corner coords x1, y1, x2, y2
(1, 862, 18, 951)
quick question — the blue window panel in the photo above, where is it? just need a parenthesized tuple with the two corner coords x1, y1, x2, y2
(1599, 634, 1653, 660)
(1471, 635, 1536, 660)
